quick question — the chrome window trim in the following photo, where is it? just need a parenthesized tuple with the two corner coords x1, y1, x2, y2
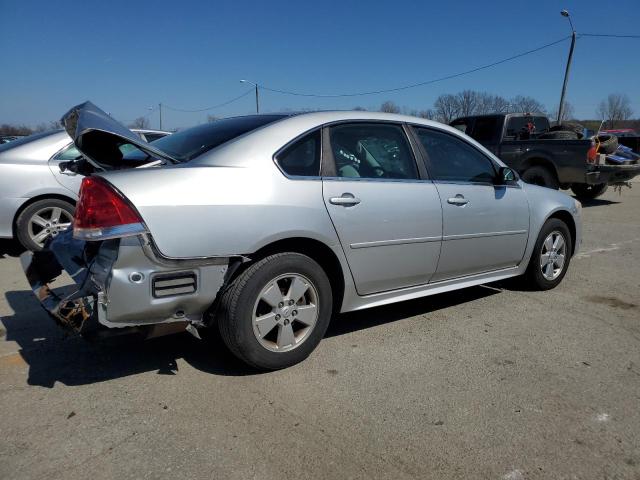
(321, 176, 434, 184)
(432, 179, 522, 189)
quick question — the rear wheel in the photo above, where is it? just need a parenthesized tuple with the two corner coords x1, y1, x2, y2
(571, 183, 608, 201)
(217, 252, 332, 370)
(524, 218, 572, 290)
(16, 198, 75, 251)
(521, 166, 559, 190)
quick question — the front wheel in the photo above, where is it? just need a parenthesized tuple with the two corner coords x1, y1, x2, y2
(524, 218, 572, 290)
(571, 183, 608, 201)
(217, 252, 333, 370)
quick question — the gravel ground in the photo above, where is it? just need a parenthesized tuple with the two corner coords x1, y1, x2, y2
(1, 184, 639, 480)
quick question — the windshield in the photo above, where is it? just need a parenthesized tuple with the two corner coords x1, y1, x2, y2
(124, 115, 287, 162)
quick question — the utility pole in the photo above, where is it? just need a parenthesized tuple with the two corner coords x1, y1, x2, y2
(557, 10, 576, 124)
(254, 84, 259, 114)
(159, 103, 163, 130)
(240, 80, 260, 114)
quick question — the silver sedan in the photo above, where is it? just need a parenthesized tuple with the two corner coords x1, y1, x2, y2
(0, 128, 169, 250)
(23, 102, 582, 370)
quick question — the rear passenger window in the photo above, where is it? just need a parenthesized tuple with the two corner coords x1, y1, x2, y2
(415, 127, 496, 183)
(276, 131, 321, 177)
(329, 123, 418, 180)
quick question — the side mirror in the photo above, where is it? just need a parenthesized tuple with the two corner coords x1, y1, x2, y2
(497, 167, 517, 184)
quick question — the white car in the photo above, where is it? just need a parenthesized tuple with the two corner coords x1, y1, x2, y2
(0, 128, 169, 250)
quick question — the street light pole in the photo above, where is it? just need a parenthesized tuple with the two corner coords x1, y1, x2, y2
(241, 79, 260, 114)
(557, 10, 576, 124)
(159, 102, 163, 130)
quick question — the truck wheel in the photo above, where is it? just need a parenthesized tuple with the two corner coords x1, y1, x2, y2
(521, 166, 559, 189)
(16, 199, 75, 252)
(595, 134, 618, 155)
(571, 183, 608, 200)
(524, 218, 572, 290)
(217, 252, 333, 370)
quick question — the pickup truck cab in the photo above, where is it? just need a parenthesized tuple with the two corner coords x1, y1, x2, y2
(450, 113, 640, 200)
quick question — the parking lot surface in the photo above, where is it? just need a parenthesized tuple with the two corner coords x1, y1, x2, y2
(1, 184, 639, 480)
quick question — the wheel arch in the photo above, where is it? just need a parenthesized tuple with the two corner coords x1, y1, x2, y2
(520, 156, 559, 181)
(245, 237, 346, 314)
(546, 209, 577, 256)
(12, 194, 76, 236)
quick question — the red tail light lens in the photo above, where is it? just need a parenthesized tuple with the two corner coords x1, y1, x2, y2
(74, 176, 146, 240)
(587, 144, 597, 164)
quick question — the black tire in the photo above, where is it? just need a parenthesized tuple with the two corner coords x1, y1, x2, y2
(595, 134, 618, 155)
(521, 165, 560, 189)
(538, 130, 579, 140)
(217, 252, 333, 370)
(550, 122, 584, 137)
(524, 218, 572, 290)
(15, 198, 75, 252)
(571, 183, 608, 201)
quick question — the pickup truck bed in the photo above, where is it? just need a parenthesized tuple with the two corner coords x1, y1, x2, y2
(450, 114, 640, 200)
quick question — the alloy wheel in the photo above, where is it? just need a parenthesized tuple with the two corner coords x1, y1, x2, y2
(28, 206, 73, 248)
(252, 273, 319, 352)
(539, 230, 566, 281)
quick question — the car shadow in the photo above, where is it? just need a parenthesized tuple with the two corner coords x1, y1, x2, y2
(2, 285, 500, 387)
(0, 239, 24, 259)
(571, 197, 621, 207)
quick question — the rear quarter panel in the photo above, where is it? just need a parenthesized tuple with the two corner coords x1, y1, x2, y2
(102, 164, 341, 258)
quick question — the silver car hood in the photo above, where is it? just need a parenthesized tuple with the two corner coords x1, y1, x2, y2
(61, 101, 176, 168)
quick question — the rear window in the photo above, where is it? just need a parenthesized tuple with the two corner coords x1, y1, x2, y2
(124, 115, 286, 162)
(505, 116, 549, 138)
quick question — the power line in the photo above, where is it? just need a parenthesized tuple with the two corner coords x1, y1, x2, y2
(163, 89, 254, 112)
(580, 33, 640, 39)
(259, 35, 572, 98)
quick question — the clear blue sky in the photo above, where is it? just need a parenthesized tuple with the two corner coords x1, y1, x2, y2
(1, 0, 639, 130)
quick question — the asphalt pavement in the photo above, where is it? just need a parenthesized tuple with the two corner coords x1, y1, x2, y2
(1, 184, 639, 480)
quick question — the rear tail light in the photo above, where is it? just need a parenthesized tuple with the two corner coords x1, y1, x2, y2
(73, 176, 147, 240)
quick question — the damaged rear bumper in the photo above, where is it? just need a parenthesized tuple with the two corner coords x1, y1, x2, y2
(21, 229, 231, 338)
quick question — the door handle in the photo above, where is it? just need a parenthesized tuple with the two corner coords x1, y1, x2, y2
(329, 193, 361, 206)
(447, 195, 469, 206)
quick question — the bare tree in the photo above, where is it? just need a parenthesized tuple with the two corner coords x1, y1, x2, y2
(353, 106, 367, 111)
(0, 124, 33, 136)
(455, 90, 478, 117)
(129, 116, 150, 129)
(552, 101, 575, 122)
(379, 101, 400, 114)
(433, 94, 460, 123)
(206, 114, 219, 122)
(509, 95, 546, 114)
(596, 93, 633, 128)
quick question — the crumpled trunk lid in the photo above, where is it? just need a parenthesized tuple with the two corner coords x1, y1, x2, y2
(61, 101, 176, 170)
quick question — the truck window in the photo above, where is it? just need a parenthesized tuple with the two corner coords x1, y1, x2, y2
(470, 117, 498, 142)
(506, 116, 549, 139)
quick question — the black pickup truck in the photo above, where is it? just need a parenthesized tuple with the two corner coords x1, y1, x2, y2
(450, 113, 640, 200)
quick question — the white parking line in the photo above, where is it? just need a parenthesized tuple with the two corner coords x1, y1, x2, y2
(575, 238, 639, 259)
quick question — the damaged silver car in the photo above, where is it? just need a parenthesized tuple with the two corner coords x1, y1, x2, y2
(22, 101, 582, 370)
